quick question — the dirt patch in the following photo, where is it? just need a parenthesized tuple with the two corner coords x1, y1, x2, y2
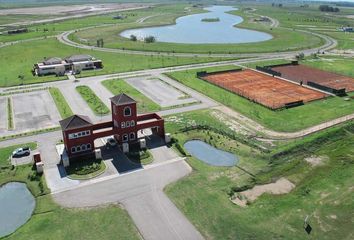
(231, 178, 295, 207)
(304, 155, 329, 167)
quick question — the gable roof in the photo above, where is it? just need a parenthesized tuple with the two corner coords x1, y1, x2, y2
(110, 93, 136, 106)
(43, 57, 63, 65)
(64, 54, 93, 63)
(59, 115, 92, 131)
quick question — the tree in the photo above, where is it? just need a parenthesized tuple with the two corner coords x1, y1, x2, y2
(144, 36, 156, 43)
(130, 34, 137, 41)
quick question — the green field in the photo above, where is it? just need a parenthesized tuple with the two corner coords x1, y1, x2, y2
(76, 85, 110, 115)
(0, 38, 227, 87)
(49, 88, 73, 119)
(238, 4, 354, 50)
(166, 64, 354, 132)
(0, 142, 37, 167)
(72, 4, 323, 54)
(102, 79, 161, 113)
(166, 119, 354, 240)
(0, 143, 140, 240)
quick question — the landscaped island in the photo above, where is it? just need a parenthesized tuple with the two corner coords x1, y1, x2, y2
(201, 17, 220, 22)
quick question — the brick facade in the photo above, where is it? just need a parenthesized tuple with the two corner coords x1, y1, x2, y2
(60, 93, 165, 159)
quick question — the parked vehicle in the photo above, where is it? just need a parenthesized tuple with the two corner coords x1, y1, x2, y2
(106, 137, 117, 148)
(12, 147, 30, 158)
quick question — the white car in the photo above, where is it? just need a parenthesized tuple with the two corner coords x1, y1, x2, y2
(12, 147, 31, 158)
(106, 137, 117, 147)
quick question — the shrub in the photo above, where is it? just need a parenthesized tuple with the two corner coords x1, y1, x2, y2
(144, 36, 156, 43)
(130, 34, 137, 41)
(175, 143, 186, 156)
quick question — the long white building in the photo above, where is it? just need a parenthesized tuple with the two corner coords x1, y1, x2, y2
(33, 54, 103, 76)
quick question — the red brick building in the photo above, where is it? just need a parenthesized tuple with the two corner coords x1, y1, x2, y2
(60, 93, 165, 159)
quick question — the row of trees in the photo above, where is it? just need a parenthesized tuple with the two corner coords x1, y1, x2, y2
(319, 5, 340, 12)
(129, 34, 156, 43)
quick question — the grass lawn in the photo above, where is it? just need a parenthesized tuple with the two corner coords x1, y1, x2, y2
(166, 65, 354, 132)
(166, 121, 354, 240)
(49, 88, 73, 119)
(76, 85, 110, 115)
(126, 147, 153, 165)
(0, 142, 37, 168)
(302, 56, 354, 77)
(0, 143, 140, 240)
(0, 38, 227, 87)
(102, 79, 161, 113)
(65, 157, 106, 180)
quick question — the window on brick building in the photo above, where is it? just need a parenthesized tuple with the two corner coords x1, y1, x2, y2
(124, 107, 131, 116)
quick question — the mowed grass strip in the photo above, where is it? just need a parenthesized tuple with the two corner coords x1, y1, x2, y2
(76, 85, 110, 115)
(102, 79, 161, 113)
(166, 66, 354, 132)
(7, 97, 14, 130)
(49, 88, 73, 119)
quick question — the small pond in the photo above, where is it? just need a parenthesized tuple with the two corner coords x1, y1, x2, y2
(0, 182, 35, 237)
(184, 140, 238, 167)
(120, 5, 272, 44)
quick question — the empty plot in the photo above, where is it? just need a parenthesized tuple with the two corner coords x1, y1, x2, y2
(0, 98, 7, 132)
(201, 69, 327, 109)
(271, 64, 354, 92)
(125, 76, 197, 108)
(12, 91, 61, 131)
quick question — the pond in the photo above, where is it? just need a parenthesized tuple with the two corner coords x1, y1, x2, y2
(120, 6, 272, 44)
(184, 140, 239, 167)
(0, 182, 35, 237)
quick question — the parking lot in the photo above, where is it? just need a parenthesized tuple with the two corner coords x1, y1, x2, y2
(12, 91, 62, 132)
(0, 98, 7, 132)
(125, 76, 197, 108)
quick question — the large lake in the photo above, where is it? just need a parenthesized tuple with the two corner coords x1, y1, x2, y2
(120, 6, 272, 44)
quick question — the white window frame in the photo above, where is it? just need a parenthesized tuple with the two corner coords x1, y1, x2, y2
(126, 121, 130, 127)
(129, 132, 135, 140)
(121, 122, 125, 128)
(124, 107, 132, 117)
(71, 147, 76, 153)
(131, 120, 135, 127)
(122, 134, 128, 142)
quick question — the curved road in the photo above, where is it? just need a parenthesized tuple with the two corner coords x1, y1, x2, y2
(57, 22, 337, 58)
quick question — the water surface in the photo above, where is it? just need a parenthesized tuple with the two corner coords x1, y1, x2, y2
(184, 140, 238, 166)
(120, 6, 272, 44)
(0, 182, 35, 237)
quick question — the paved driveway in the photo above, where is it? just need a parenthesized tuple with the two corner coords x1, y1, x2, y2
(125, 76, 197, 108)
(12, 91, 61, 131)
(53, 159, 203, 240)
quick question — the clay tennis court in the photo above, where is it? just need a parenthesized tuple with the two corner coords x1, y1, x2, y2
(201, 69, 327, 110)
(270, 64, 354, 93)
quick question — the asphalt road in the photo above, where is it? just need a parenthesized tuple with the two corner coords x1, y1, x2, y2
(53, 159, 203, 240)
